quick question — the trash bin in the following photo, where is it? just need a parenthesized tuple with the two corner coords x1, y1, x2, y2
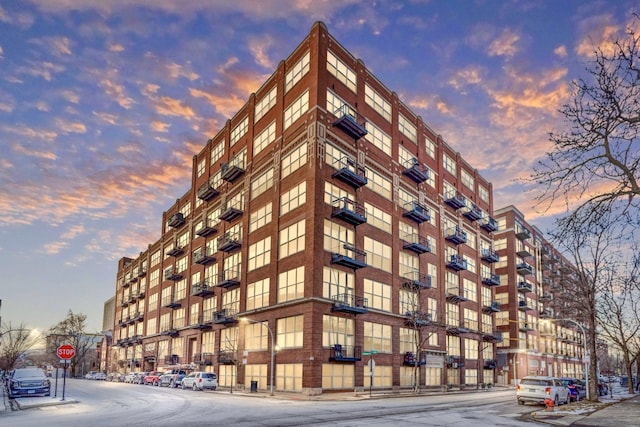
(250, 380, 258, 392)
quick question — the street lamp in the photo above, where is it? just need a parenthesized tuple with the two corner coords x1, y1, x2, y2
(550, 318, 589, 400)
(240, 317, 275, 396)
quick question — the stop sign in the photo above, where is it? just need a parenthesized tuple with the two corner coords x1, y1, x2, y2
(57, 344, 76, 360)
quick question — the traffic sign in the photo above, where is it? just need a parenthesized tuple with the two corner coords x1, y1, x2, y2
(57, 344, 76, 360)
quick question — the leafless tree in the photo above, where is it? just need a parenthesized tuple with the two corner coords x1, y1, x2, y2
(596, 250, 640, 394)
(533, 15, 640, 240)
(0, 322, 39, 371)
(48, 310, 100, 377)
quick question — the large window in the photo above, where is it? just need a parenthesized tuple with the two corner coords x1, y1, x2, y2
(443, 152, 457, 176)
(251, 167, 274, 200)
(323, 219, 354, 254)
(364, 84, 391, 122)
(327, 50, 356, 92)
(253, 121, 276, 156)
(280, 182, 306, 215)
(366, 168, 392, 200)
(277, 315, 304, 348)
(285, 51, 310, 92)
(363, 279, 391, 312)
(364, 236, 391, 272)
(248, 236, 271, 272)
(230, 116, 248, 146)
(322, 315, 354, 348)
(249, 202, 272, 233)
(279, 219, 306, 259)
(254, 86, 277, 123)
(365, 202, 391, 233)
(278, 266, 304, 302)
(246, 278, 270, 311)
(365, 121, 392, 156)
(210, 139, 224, 164)
(283, 90, 309, 131)
(281, 142, 307, 179)
(322, 267, 354, 299)
(244, 321, 269, 351)
(363, 321, 392, 353)
(398, 113, 417, 143)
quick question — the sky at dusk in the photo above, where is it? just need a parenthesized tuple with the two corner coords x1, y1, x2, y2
(1, 0, 637, 335)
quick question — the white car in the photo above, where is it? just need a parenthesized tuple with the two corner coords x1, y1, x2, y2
(516, 376, 570, 406)
(84, 371, 107, 380)
(180, 371, 218, 391)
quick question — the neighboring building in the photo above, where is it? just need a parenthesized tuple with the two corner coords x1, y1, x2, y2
(99, 297, 115, 373)
(493, 205, 585, 385)
(112, 22, 503, 395)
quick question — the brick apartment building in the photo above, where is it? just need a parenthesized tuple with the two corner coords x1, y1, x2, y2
(111, 21, 506, 395)
(493, 206, 585, 385)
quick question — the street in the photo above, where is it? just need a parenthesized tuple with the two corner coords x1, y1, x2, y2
(2, 380, 543, 426)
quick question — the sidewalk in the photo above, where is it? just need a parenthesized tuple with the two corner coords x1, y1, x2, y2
(533, 393, 640, 426)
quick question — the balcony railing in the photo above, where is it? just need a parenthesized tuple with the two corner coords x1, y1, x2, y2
(195, 220, 217, 237)
(516, 262, 534, 275)
(218, 231, 241, 253)
(482, 301, 501, 314)
(333, 105, 368, 140)
(515, 226, 532, 240)
(193, 248, 216, 265)
(481, 273, 501, 287)
(167, 212, 185, 228)
(404, 311, 432, 327)
(517, 281, 533, 293)
(217, 350, 236, 365)
(331, 293, 368, 315)
(191, 281, 215, 298)
(215, 269, 240, 289)
(479, 216, 498, 232)
(403, 351, 426, 366)
(462, 204, 483, 221)
(446, 286, 469, 304)
(212, 308, 238, 324)
(164, 268, 183, 281)
(331, 156, 368, 189)
(402, 201, 430, 223)
(331, 244, 367, 270)
(446, 254, 467, 271)
(221, 159, 245, 182)
(401, 271, 431, 290)
(161, 296, 182, 309)
(446, 355, 465, 368)
(166, 245, 185, 257)
(197, 179, 220, 202)
(482, 331, 503, 342)
(331, 197, 367, 226)
(401, 158, 429, 184)
(329, 344, 362, 362)
(194, 352, 215, 366)
(444, 191, 466, 210)
(480, 248, 499, 263)
(518, 300, 532, 311)
(444, 226, 467, 245)
(401, 233, 431, 254)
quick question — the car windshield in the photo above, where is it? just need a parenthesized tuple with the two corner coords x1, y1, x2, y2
(202, 373, 216, 379)
(13, 369, 45, 379)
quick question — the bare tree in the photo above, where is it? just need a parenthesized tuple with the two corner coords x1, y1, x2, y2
(48, 310, 99, 377)
(533, 16, 640, 240)
(596, 250, 640, 394)
(0, 322, 38, 370)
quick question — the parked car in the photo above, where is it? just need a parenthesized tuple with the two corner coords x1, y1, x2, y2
(84, 371, 106, 380)
(516, 376, 570, 406)
(143, 371, 163, 386)
(180, 372, 218, 391)
(133, 372, 148, 384)
(159, 369, 187, 388)
(558, 377, 585, 401)
(106, 372, 125, 382)
(94, 372, 107, 380)
(7, 368, 51, 398)
(124, 372, 139, 383)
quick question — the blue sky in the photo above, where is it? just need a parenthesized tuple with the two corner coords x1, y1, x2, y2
(0, 0, 637, 334)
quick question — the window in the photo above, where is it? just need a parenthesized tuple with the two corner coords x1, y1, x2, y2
(463, 278, 477, 302)
(364, 236, 391, 272)
(151, 250, 161, 267)
(463, 308, 478, 331)
(277, 315, 304, 348)
(365, 121, 392, 156)
(253, 121, 276, 156)
(173, 308, 186, 329)
(251, 167, 274, 200)
(281, 142, 307, 179)
(363, 321, 392, 353)
(211, 140, 224, 164)
(364, 203, 391, 233)
(446, 303, 459, 328)
(244, 321, 269, 351)
(284, 90, 309, 131)
(280, 182, 306, 215)
(366, 168, 392, 200)
(322, 267, 354, 299)
(197, 157, 206, 177)
(364, 84, 391, 122)
(443, 152, 457, 176)
(249, 202, 272, 233)
(461, 169, 474, 190)
(149, 269, 159, 289)
(398, 113, 417, 143)
(246, 278, 270, 311)
(399, 145, 415, 167)
(464, 338, 479, 360)
(285, 51, 310, 92)
(399, 251, 419, 280)
(363, 279, 391, 312)
(230, 116, 248, 147)
(327, 50, 356, 92)
(279, 266, 304, 302)
(323, 219, 354, 254)
(324, 181, 351, 205)
(248, 236, 271, 272)
(322, 315, 354, 348)
(478, 185, 489, 203)
(425, 136, 436, 159)
(279, 219, 305, 259)
(255, 86, 277, 123)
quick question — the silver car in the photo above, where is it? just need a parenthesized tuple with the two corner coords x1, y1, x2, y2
(180, 371, 218, 391)
(516, 376, 570, 406)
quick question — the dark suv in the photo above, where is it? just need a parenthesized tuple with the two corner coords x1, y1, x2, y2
(159, 369, 187, 388)
(8, 368, 51, 398)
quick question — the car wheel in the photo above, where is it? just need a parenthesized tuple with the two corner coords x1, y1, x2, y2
(193, 383, 198, 391)
(554, 395, 559, 406)
(517, 399, 524, 405)
(170, 380, 174, 388)
(182, 382, 186, 390)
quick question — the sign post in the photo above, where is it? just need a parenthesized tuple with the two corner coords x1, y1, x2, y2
(57, 344, 75, 401)
(363, 351, 378, 397)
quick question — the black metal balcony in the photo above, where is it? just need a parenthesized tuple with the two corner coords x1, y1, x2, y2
(516, 262, 534, 275)
(479, 216, 498, 232)
(515, 226, 531, 240)
(189, 314, 213, 330)
(481, 248, 499, 263)
(518, 300, 532, 311)
(482, 301, 501, 314)
(195, 352, 215, 365)
(126, 316, 135, 325)
(403, 351, 426, 366)
(160, 328, 179, 337)
(212, 308, 238, 324)
(331, 293, 368, 315)
(193, 248, 216, 265)
(137, 287, 146, 299)
(484, 359, 497, 369)
(401, 233, 431, 254)
(331, 244, 367, 270)
(517, 281, 533, 293)
(481, 273, 501, 287)
(218, 232, 241, 253)
(191, 281, 215, 297)
(539, 308, 553, 318)
(164, 354, 181, 365)
(221, 161, 245, 182)
(402, 158, 429, 184)
(404, 311, 432, 327)
(164, 268, 183, 281)
(331, 156, 368, 189)
(217, 350, 236, 365)
(462, 204, 483, 221)
(166, 245, 185, 257)
(482, 331, 503, 342)
(402, 271, 431, 290)
(215, 269, 240, 289)
(122, 280, 130, 289)
(195, 220, 217, 237)
(219, 202, 243, 222)
(333, 106, 367, 140)
(162, 297, 182, 309)
(331, 197, 367, 226)
(446, 254, 467, 271)
(120, 300, 128, 308)
(402, 201, 430, 224)
(519, 322, 535, 332)
(118, 319, 127, 328)
(444, 191, 466, 210)
(444, 226, 467, 245)
(134, 312, 144, 322)
(168, 212, 185, 228)
(137, 268, 147, 277)
(329, 344, 362, 362)
(539, 293, 552, 301)
(446, 355, 465, 368)
(128, 295, 136, 304)
(516, 246, 532, 258)
(446, 287, 469, 304)
(197, 181, 220, 202)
